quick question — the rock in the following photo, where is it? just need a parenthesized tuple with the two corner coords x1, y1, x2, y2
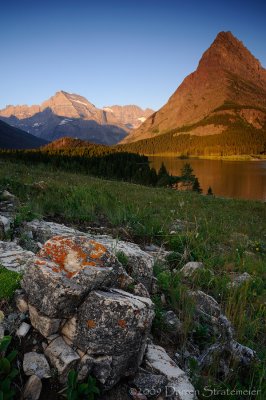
(23, 220, 154, 290)
(29, 305, 61, 337)
(44, 336, 80, 382)
(189, 290, 221, 318)
(74, 289, 154, 389)
(77, 354, 94, 381)
(61, 316, 77, 342)
(23, 236, 125, 317)
(0, 324, 4, 339)
(198, 339, 257, 376)
(15, 291, 29, 313)
(22, 375, 42, 400)
(92, 355, 113, 384)
(132, 371, 167, 398)
(129, 388, 148, 400)
(144, 344, 197, 400)
(23, 352, 51, 379)
(163, 311, 183, 334)
(16, 322, 31, 338)
(0, 241, 34, 272)
(0, 215, 11, 239)
(180, 262, 204, 277)
(0, 190, 16, 202)
(227, 272, 251, 288)
(133, 283, 151, 298)
(229, 340, 257, 366)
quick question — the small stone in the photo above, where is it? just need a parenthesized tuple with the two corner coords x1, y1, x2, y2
(77, 354, 94, 381)
(23, 352, 51, 379)
(22, 375, 42, 400)
(163, 311, 183, 333)
(15, 292, 29, 313)
(0, 324, 5, 339)
(228, 272, 251, 288)
(44, 336, 80, 382)
(29, 305, 61, 337)
(180, 262, 204, 277)
(61, 316, 77, 342)
(16, 322, 31, 338)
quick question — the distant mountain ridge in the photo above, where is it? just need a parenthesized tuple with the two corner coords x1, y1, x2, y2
(122, 31, 266, 145)
(0, 91, 154, 145)
(0, 120, 47, 149)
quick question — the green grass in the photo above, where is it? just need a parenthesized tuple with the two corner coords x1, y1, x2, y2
(0, 267, 22, 301)
(0, 158, 265, 398)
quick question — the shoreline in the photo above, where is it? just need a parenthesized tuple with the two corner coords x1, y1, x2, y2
(146, 154, 266, 161)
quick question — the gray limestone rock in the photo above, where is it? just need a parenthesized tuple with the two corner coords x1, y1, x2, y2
(23, 352, 51, 379)
(44, 336, 80, 383)
(0, 241, 34, 272)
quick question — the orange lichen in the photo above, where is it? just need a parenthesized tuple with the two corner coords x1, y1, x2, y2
(37, 237, 109, 278)
(87, 320, 96, 329)
(118, 319, 127, 329)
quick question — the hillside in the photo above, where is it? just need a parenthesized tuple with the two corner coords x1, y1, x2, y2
(0, 120, 47, 149)
(121, 31, 266, 152)
(0, 91, 153, 145)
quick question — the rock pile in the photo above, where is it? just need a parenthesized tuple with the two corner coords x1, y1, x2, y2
(21, 235, 155, 389)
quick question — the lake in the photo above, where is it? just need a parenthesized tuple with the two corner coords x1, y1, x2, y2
(149, 157, 266, 201)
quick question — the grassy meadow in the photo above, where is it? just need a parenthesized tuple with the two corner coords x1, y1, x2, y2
(0, 158, 265, 398)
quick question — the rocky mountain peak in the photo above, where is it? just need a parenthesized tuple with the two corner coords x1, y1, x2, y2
(198, 31, 266, 85)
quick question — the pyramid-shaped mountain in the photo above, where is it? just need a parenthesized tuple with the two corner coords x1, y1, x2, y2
(122, 31, 266, 145)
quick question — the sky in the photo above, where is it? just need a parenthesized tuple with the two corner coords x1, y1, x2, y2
(1, 0, 266, 111)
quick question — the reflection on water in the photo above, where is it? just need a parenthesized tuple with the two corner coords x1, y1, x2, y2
(149, 157, 266, 201)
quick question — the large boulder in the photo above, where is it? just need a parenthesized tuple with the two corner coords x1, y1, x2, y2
(72, 289, 154, 389)
(22, 235, 127, 317)
(22, 220, 154, 290)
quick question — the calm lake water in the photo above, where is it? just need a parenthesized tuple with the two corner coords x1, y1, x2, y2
(149, 157, 266, 201)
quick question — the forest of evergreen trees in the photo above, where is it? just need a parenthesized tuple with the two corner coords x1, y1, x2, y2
(0, 147, 203, 193)
(119, 118, 266, 156)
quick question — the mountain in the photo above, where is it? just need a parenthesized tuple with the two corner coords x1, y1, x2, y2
(0, 92, 153, 145)
(103, 105, 154, 129)
(0, 120, 47, 149)
(121, 31, 266, 146)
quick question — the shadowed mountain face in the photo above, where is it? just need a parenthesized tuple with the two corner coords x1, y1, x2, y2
(122, 31, 266, 144)
(0, 92, 153, 145)
(0, 120, 47, 149)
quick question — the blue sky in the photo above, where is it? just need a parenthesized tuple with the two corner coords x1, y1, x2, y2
(1, 0, 265, 111)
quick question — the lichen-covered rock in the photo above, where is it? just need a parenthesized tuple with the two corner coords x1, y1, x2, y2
(0, 241, 34, 272)
(22, 236, 125, 317)
(23, 220, 154, 290)
(144, 344, 197, 400)
(132, 371, 168, 398)
(73, 289, 154, 389)
(23, 352, 51, 379)
(44, 336, 80, 382)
